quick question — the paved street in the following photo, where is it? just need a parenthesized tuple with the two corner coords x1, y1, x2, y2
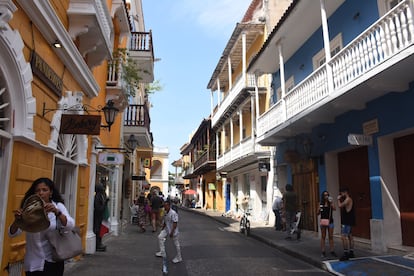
(65, 209, 329, 276)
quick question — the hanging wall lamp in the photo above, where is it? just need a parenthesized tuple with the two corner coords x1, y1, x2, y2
(42, 100, 119, 132)
(52, 40, 62, 48)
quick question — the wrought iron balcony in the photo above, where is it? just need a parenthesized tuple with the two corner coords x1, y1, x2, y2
(123, 104, 153, 149)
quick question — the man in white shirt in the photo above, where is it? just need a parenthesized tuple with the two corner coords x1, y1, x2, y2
(155, 200, 182, 268)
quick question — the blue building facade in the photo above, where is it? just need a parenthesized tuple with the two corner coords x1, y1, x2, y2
(249, 0, 414, 252)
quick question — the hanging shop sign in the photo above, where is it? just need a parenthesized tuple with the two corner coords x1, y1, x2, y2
(208, 183, 216, 190)
(30, 51, 63, 97)
(98, 152, 124, 165)
(131, 175, 146, 181)
(348, 134, 373, 146)
(60, 114, 101, 135)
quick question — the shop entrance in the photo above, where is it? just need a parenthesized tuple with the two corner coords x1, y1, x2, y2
(54, 157, 78, 216)
(394, 134, 414, 246)
(292, 159, 319, 231)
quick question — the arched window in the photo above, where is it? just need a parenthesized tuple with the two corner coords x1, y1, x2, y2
(150, 160, 162, 179)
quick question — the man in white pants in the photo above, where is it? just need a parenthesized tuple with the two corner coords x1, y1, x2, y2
(155, 199, 182, 265)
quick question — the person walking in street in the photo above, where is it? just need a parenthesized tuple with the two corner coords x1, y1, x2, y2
(272, 190, 283, 231)
(155, 200, 182, 273)
(150, 190, 164, 232)
(318, 190, 337, 258)
(136, 192, 146, 233)
(283, 184, 297, 240)
(337, 187, 356, 261)
(94, 182, 108, 252)
(9, 177, 75, 276)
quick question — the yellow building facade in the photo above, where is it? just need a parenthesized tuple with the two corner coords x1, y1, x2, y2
(0, 0, 144, 273)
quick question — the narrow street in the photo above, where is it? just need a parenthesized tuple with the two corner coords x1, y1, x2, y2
(65, 210, 329, 276)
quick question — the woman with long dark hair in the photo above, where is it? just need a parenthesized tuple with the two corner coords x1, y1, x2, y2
(9, 177, 75, 276)
(317, 190, 337, 258)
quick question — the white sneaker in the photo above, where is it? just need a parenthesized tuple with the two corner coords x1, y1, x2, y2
(162, 264, 168, 274)
(162, 258, 168, 274)
(155, 252, 162, 257)
(172, 256, 182, 263)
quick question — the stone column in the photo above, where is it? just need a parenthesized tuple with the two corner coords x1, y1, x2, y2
(85, 136, 100, 254)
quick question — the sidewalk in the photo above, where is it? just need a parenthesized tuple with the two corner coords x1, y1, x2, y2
(184, 207, 414, 276)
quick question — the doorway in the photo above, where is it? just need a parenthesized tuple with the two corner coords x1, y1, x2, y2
(338, 146, 371, 239)
(394, 134, 414, 246)
(291, 159, 319, 231)
(53, 157, 78, 216)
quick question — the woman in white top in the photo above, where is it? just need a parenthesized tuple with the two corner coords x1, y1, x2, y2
(9, 177, 75, 276)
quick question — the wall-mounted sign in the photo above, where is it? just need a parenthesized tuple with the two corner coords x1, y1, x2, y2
(143, 158, 151, 168)
(98, 152, 124, 165)
(363, 119, 379, 135)
(60, 114, 101, 135)
(348, 134, 373, 146)
(30, 51, 63, 97)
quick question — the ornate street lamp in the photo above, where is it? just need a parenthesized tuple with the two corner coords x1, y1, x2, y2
(126, 134, 138, 150)
(101, 100, 119, 131)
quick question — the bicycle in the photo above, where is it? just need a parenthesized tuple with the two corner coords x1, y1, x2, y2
(239, 207, 251, 236)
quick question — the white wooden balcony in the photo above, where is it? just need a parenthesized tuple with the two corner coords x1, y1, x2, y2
(258, 1, 414, 144)
(212, 73, 265, 128)
(217, 136, 270, 170)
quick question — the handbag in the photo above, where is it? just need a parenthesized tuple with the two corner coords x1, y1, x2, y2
(46, 224, 82, 261)
(145, 204, 151, 213)
(320, 218, 330, 226)
(320, 204, 332, 227)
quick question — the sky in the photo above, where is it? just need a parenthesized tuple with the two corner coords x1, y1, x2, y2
(142, 0, 252, 172)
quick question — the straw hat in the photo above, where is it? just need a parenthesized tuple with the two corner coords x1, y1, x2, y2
(15, 194, 50, 232)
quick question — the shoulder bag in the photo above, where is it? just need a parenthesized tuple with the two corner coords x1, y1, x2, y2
(46, 217, 82, 261)
(320, 205, 332, 227)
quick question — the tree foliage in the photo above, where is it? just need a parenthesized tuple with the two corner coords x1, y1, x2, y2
(113, 48, 162, 97)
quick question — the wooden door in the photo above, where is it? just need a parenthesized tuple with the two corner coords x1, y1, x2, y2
(394, 134, 414, 246)
(338, 147, 371, 239)
(292, 159, 319, 231)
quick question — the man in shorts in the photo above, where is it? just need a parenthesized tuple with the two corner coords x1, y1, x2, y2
(337, 187, 355, 261)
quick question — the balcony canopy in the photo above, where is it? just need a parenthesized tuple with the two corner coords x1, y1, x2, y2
(207, 22, 264, 91)
(68, 0, 114, 68)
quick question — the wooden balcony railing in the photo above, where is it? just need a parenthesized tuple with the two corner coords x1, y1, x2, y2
(124, 104, 151, 131)
(129, 31, 153, 55)
(193, 149, 216, 170)
(258, 0, 414, 138)
(106, 57, 122, 85)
